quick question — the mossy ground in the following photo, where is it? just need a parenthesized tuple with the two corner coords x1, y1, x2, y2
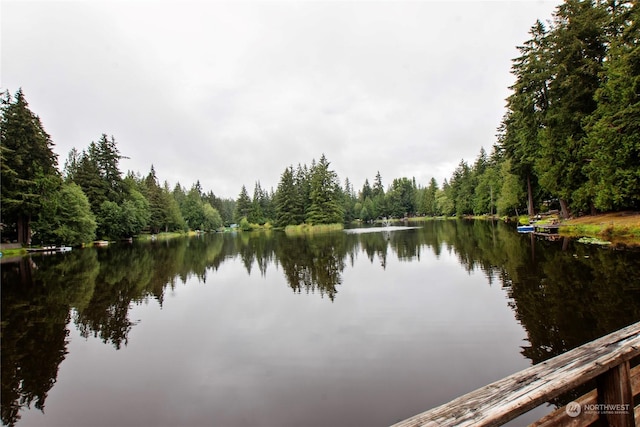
(560, 212, 640, 247)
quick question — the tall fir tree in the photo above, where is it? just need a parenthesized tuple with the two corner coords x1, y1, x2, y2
(234, 185, 252, 223)
(583, 1, 640, 210)
(275, 166, 298, 227)
(499, 20, 551, 217)
(0, 89, 59, 244)
(306, 154, 344, 224)
(535, 0, 608, 216)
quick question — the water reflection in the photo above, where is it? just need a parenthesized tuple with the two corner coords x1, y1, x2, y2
(2, 220, 640, 426)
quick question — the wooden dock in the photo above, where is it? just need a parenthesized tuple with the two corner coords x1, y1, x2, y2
(392, 321, 640, 427)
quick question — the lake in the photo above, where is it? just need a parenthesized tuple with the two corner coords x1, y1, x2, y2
(3, 220, 640, 427)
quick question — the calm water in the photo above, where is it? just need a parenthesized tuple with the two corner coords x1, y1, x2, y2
(2, 220, 640, 427)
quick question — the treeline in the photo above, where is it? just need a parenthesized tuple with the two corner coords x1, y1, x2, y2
(271, 150, 519, 225)
(237, 147, 517, 227)
(0, 89, 237, 246)
(2, 1, 638, 245)
(238, 0, 640, 222)
(499, 0, 639, 217)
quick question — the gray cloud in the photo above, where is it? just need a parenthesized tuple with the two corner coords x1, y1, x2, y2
(2, 1, 561, 198)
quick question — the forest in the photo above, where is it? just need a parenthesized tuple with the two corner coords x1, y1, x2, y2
(1, 0, 638, 246)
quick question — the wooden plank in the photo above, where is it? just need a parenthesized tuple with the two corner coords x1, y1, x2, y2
(632, 364, 640, 396)
(529, 390, 598, 427)
(529, 364, 640, 427)
(596, 360, 635, 427)
(391, 322, 640, 427)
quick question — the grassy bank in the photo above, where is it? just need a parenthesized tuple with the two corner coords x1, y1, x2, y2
(284, 223, 344, 236)
(560, 212, 640, 246)
(135, 231, 198, 241)
(0, 248, 27, 257)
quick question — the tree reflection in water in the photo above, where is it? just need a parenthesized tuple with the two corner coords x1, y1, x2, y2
(2, 220, 640, 425)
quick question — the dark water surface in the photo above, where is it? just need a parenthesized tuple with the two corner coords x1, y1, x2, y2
(3, 220, 640, 427)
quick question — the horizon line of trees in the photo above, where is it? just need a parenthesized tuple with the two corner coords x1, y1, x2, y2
(2, 1, 638, 246)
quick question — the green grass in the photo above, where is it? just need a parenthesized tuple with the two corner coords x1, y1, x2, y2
(396, 216, 442, 222)
(561, 224, 603, 236)
(560, 212, 640, 246)
(284, 223, 344, 236)
(135, 231, 193, 241)
(0, 248, 27, 257)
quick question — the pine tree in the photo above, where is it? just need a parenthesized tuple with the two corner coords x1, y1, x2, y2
(0, 89, 59, 244)
(305, 154, 344, 224)
(294, 164, 309, 223)
(584, 1, 640, 210)
(162, 181, 186, 231)
(95, 134, 124, 203)
(143, 165, 165, 233)
(372, 171, 384, 198)
(234, 185, 252, 223)
(275, 166, 298, 227)
(248, 181, 265, 224)
(535, 0, 608, 216)
(360, 179, 372, 201)
(499, 20, 551, 217)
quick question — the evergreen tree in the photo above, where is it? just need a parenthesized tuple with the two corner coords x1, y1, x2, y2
(371, 172, 386, 218)
(583, 1, 640, 210)
(0, 89, 59, 244)
(535, 0, 608, 216)
(343, 177, 357, 223)
(499, 20, 551, 217)
(372, 171, 384, 198)
(387, 177, 417, 217)
(294, 164, 310, 223)
(183, 185, 206, 230)
(422, 178, 439, 216)
(360, 179, 372, 201)
(162, 181, 186, 231)
(471, 148, 499, 215)
(306, 154, 344, 224)
(173, 183, 187, 208)
(94, 134, 124, 203)
(143, 165, 165, 233)
(73, 149, 108, 213)
(275, 166, 298, 227)
(248, 181, 265, 224)
(449, 160, 473, 216)
(63, 147, 82, 181)
(437, 179, 455, 216)
(218, 198, 236, 226)
(234, 185, 252, 223)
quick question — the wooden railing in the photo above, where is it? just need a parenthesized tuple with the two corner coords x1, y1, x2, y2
(392, 321, 640, 427)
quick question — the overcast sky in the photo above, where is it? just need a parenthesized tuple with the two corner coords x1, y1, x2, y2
(2, 1, 561, 199)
